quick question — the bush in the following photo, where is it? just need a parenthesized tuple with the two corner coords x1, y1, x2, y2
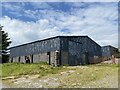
(2, 55, 9, 63)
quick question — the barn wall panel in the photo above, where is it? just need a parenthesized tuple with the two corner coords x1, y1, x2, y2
(50, 51, 55, 65)
(33, 54, 40, 63)
(20, 56, 25, 63)
(40, 53, 48, 62)
(13, 57, 19, 62)
(10, 37, 60, 58)
(61, 51, 68, 65)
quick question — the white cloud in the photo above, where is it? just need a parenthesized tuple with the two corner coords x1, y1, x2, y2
(30, 2, 53, 9)
(2, 2, 24, 11)
(0, 2, 118, 48)
(1, 0, 119, 2)
(0, 16, 63, 47)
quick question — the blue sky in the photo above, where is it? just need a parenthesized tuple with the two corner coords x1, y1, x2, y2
(0, 2, 118, 47)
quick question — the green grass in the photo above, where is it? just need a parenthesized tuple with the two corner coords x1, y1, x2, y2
(0, 64, 2, 78)
(2, 63, 119, 78)
(54, 64, 118, 88)
(2, 63, 119, 80)
(2, 63, 118, 88)
(2, 62, 66, 78)
(94, 63, 119, 67)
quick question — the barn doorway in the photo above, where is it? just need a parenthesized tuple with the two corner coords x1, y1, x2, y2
(18, 57, 20, 62)
(31, 55, 33, 63)
(47, 52, 51, 65)
(11, 58, 13, 63)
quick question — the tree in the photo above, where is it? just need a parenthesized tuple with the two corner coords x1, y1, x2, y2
(0, 25, 11, 63)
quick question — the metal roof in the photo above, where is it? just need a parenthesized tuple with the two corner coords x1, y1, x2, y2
(102, 45, 117, 49)
(9, 35, 95, 49)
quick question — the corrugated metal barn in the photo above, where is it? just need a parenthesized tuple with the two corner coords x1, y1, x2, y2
(9, 36, 102, 66)
(102, 45, 118, 60)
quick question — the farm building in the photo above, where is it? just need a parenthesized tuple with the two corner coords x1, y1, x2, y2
(9, 36, 102, 66)
(102, 45, 118, 60)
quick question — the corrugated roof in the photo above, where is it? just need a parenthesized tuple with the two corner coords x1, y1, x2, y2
(9, 36, 89, 49)
(102, 45, 117, 49)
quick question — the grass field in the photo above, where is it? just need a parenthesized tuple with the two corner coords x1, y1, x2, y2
(2, 62, 66, 78)
(2, 63, 119, 88)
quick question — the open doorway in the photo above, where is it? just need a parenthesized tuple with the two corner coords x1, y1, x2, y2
(47, 52, 51, 65)
(18, 57, 20, 63)
(11, 58, 13, 63)
(31, 55, 33, 63)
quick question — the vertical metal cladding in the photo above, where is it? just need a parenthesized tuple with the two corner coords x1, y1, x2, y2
(10, 37, 60, 58)
(9, 36, 102, 65)
(68, 40, 82, 65)
(102, 45, 118, 57)
(9, 37, 60, 64)
(59, 36, 102, 65)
